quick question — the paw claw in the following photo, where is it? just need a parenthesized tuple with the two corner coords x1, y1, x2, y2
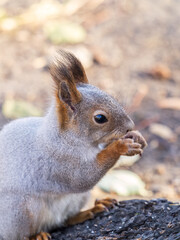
(95, 198, 117, 209)
(29, 232, 51, 240)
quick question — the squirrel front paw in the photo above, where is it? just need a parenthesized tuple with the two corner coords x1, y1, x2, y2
(115, 138, 143, 156)
(123, 130, 147, 149)
(97, 138, 144, 167)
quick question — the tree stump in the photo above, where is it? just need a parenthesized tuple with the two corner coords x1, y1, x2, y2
(51, 199, 180, 240)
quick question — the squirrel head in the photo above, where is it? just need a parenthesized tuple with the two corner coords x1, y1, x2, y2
(49, 50, 134, 146)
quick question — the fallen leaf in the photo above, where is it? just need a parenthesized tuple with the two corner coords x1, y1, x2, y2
(0, 17, 18, 31)
(154, 164, 166, 175)
(149, 123, 177, 142)
(158, 98, 180, 110)
(128, 84, 149, 112)
(2, 99, 43, 119)
(44, 20, 86, 44)
(113, 155, 140, 168)
(19, 0, 63, 25)
(98, 170, 149, 197)
(149, 64, 171, 80)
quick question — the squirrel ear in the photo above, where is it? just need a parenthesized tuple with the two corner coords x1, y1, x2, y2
(59, 82, 75, 111)
(49, 50, 88, 129)
(49, 50, 88, 105)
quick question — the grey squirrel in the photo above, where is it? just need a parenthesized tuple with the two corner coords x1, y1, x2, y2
(0, 50, 147, 240)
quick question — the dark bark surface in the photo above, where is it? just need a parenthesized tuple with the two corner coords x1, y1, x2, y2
(51, 199, 180, 240)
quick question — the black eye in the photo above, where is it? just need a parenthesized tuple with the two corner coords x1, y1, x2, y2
(94, 114, 108, 124)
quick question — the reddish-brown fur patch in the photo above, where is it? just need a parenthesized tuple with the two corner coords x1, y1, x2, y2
(66, 198, 116, 226)
(28, 231, 51, 240)
(67, 79, 82, 104)
(55, 91, 69, 130)
(97, 140, 128, 166)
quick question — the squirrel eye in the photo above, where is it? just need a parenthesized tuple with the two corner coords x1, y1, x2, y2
(94, 114, 108, 124)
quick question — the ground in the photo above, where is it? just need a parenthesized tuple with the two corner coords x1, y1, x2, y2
(0, 0, 179, 203)
(51, 199, 180, 240)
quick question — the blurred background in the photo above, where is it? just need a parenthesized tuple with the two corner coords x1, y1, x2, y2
(0, 0, 179, 202)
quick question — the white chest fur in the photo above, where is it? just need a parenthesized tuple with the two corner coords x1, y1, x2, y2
(35, 192, 90, 232)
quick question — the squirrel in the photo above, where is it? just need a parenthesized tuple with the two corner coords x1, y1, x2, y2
(0, 50, 147, 240)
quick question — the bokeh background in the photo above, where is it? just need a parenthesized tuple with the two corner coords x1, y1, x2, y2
(0, 0, 179, 201)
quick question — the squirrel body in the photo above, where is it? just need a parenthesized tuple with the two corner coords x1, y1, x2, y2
(0, 51, 146, 240)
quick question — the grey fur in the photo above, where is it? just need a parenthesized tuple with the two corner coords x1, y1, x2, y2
(0, 53, 134, 240)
